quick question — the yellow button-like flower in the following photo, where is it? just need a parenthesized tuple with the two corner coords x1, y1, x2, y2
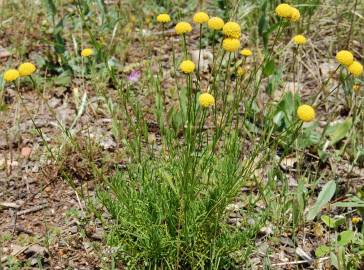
(179, 60, 195, 74)
(81, 48, 94, 57)
(293, 35, 307, 45)
(199, 93, 215, 108)
(157, 13, 171, 23)
(193, 12, 209, 24)
(3, 69, 20, 82)
(336, 50, 354, 66)
(208, 17, 224, 30)
(175, 21, 192, 35)
(18, 62, 36, 77)
(352, 216, 362, 224)
(275, 3, 293, 18)
(348, 61, 363, 77)
(240, 49, 252, 57)
(222, 21, 241, 39)
(353, 84, 361, 94)
(290, 7, 300, 22)
(130, 15, 137, 24)
(297, 104, 315, 122)
(223, 38, 240, 52)
(237, 67, 246, 77)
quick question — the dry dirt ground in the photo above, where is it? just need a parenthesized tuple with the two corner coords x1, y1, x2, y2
(0, 87, 106, 269)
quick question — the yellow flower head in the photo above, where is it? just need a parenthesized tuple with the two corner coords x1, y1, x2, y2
(240, 49, 252, 57)
(352, 216, 362, 224)
(208, 17, 224, 30)
(348, 61, 363, 77)
(193, 12, 209, 24)
(130, 15, 137, 24)
(175, 21, 192, 35)
(157, 13, 171, 23)
(223, 38, 240, 52)
(18, 62, 36, 77)
(3, 69, 20, 82)
(179, 60, 195, 74)
(293, 35, 307, 45)
(336, 50, 354, 66)
(237, 67, 246, 77)
(297, 104, 315, 122)
(222, 21, 241, 39)
(199, 93, 215, 108)
(275, 3, 293, 18)
(353, 84, 361, 94)
(81, 48, 94, 57)
(290, 7, 301, 22)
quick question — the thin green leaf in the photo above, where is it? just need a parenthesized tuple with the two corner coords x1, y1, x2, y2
(42, 0, 57, 19)
(307, 180, 336, 221)
(333, 196, 364, 208)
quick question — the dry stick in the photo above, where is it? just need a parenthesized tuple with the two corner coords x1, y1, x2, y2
(0, 241, 2, 270)
(6, 225, 34, 235)
(0, 244, 34, 264)
(5, 131, 11, 177)
(17, 204, 48, 216)
(269, 256, 330, 267)
(0, 202, 20, 209)
(11, 209, 17, 235)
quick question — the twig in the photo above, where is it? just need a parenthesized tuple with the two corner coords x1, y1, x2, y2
(11, 209, 17, 235)
(0, 202, 20, 209)
(74, 190, 85, 217)
(17, 204, 48, 216)
(269, 256, 330, 267)
(6, 225, 34, 235)
(0, 244, 34, 263)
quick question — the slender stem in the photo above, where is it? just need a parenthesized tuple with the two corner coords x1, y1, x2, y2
(293, 46, 298, 94)
(16, 92, 56, 161)
(182, 34, 188, 58)
(211, 30, 216, 67)
(345, 0, 358, 48)
(29, 75, 37, 90)
(312, 65, 341, 106)
(198, 24, 202, 74)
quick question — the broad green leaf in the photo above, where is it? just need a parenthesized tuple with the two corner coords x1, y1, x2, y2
(321, 215, 337, 228)
(321, 215, 345, 228)
(326, 118, 352, 145)
(263, 59, 276, 77)
(297, 124, 320, 149)
(318, 149, 329, 162)
(315, 245, 330, 257)
(307, 180, 336, 221)
(53, 71, 71, 86)
(337, 230, 354, 246)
